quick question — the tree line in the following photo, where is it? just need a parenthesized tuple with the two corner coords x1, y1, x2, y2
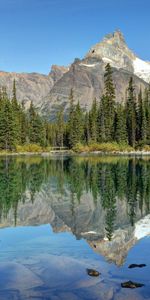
(0, 64, 150, 150)
(53, 63, 150, 149)
(0, 80, 51, 150)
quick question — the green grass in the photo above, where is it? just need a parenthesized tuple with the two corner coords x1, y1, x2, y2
(73, 142, 134, 153)
(15, 144, 44, 153)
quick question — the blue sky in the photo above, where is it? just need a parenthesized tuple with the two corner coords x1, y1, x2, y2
(0, 0, 149, 74)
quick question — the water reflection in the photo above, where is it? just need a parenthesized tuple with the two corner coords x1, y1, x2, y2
(0, 156, 150, 228)
(0, 155, 150, 299)
(0, 157, 149, 244)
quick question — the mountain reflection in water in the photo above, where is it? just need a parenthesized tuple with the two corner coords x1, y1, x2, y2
(0, 155, 150, 261)
(0, 155, 150, 300)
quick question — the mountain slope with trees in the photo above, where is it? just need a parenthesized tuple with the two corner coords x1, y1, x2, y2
(1, 63, 150, 152)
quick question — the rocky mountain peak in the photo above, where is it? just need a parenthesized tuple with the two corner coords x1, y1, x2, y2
(49, 65, 69, 83)
(103, 30, 125, 44)
(86, 30, 135, 72)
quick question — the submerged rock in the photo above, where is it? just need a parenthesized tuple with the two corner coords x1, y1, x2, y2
(121, 281, 145, 289)
(128, 263, 146, 268)
(86, 269, 100, 277)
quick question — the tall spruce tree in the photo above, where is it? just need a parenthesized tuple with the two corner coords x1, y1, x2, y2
(11, 79, 22, 145)
(98, 95, 106, 142)
(20, 102, 27, 144)
(89, 98, 98, 142)
(144, 86, 150, 143)
(71, 101, 84, 146)
(28, 101, 45, 146)
(68, 89, 75, 148)
(103, 63, 116, 141)
(84, 112, 90, 144)
(0, 94, 16, 150)
(56, 109, 64, 147)
(136, 89, 146, 143)
(114, 104, 127, 143)
(126, 77, 136, 147)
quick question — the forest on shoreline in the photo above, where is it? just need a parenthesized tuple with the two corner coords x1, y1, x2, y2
(0, 63, 150, 153)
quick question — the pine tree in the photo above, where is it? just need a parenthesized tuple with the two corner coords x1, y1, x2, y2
(68, 89, 75, 148)
(89, 98, 98, 142)
(136, 89, 146, 143)
(20, 102, 28, 144)
(126, 77, 136, 147)
(11, 79, 22, 145)
(0, 94, 16, 150)
(84, 112, 90, 144)
(56, 109, 64, 147)
(114, 104, 127, 143)
(144, 86, 150, 143)
(71, 101, 84, 146)
(28, 101, 45, 146)
(103, 63, 116, 141)
(97, 95, 106, 142)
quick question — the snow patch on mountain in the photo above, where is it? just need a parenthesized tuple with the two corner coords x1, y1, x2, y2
(133, 57, 150, 82)
(102, 57, 113, 64)
(79, 63, 99, 68)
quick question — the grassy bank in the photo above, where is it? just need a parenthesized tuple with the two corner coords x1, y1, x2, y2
(72, 142, 150, 154)
(0, 143, 150, 156)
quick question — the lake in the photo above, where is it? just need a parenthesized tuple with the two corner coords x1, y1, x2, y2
(0, 155, 149, 300)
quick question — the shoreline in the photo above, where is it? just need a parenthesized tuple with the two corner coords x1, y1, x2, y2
(1, 150, 150, 156)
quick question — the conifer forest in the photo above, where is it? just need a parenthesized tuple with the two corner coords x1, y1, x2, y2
(1, 63, 150, 152)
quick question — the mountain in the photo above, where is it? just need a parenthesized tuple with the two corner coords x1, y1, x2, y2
(0, 31, 149, 118)
(41, 30, 149, 118)
(86, 30, 150, 82)
(0, 65, 68, 109)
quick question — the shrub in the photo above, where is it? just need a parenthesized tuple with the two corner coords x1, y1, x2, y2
(142, 145, 150, 152)
(73, 142, 133, 153)
(15, 144, 43, 153)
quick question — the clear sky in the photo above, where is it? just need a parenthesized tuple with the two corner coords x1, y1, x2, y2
(0, 0, 149, 74)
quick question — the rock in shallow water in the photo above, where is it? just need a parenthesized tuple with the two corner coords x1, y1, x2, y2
(128, 263, 146, 268)
(121, 281, 145, 289)
(86, 269, 100, 277)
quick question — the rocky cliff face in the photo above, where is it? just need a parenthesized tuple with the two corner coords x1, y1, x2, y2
(0, 65, 68, 109)
(41, 58, 147, 119)
(50, 65, 70, 83)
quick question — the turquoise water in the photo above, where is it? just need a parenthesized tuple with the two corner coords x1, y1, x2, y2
(0, 156, 149, 299)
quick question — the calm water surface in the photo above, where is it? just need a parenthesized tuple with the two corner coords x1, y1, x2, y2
(0, 155, 150, 300)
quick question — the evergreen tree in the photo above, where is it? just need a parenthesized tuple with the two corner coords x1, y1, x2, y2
(89, 98, 98, 142)
(56, 109, 64, 147)
(20, 102, 28, 144)
(0, 95, 16, 150)
(28, 101, 45, 146)
(97, 95, 106, 142)
(103, 63, 116, 141)
(136, 89, 146, 143)
(11, 79, 22, 144)
(114, 104, 127, 143)
(68, 89, 75, 148)
(84, 112, 90, 144)
(144, 86, 150, 143)
(71, 101, 84, 146)
(126, 77, 136, 147)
